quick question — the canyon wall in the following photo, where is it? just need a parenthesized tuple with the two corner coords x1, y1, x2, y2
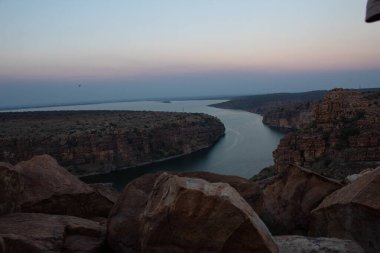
(273, 89, 380, 179)
(0, 111, 225, 176)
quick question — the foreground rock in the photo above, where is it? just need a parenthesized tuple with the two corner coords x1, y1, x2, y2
(275, 236, 364, 253)
(0, 213, 106, 253)
(15, 155, 116, 218)
(0, 163, 21, 215)
(0, 111, 225, 176)
(258, 165, 342, 235)
(310, 167, 380, 253)
(108, 173, 278, 253)
(175, 171, 265, 214)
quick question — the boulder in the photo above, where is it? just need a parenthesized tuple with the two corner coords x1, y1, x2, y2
(259, 165, 342, 235)
(108, 173, 278, 253)
(310, 167, 380, 253)
(175, 171, 264, 213)
(0, 163, 21, 215)
(0, 212, 106, 253)
(275, 235, 364, 253)
(15, 155, 115, 218)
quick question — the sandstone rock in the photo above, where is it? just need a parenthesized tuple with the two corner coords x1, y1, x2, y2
(0, 213, 106, 253)
(89, 183, 120, 204)
(15, 155, 115, 218)
(108, 173, 278, 253)
(273, 89, 380, 180)
(0, 163, 21, 215)
(175, 171, 264, 214)
(310, 167, 380, 253)
(344, 168, 374, 183)
(259, 165, 342, 235)
(275, 235, 364, 253)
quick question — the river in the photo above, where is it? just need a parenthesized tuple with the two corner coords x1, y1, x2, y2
(13, 100, 284, 190)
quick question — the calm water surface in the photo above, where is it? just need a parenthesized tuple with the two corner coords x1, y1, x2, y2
(15, 100, 283, 191)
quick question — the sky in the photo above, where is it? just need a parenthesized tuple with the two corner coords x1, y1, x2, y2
(0, 0, 379, 108)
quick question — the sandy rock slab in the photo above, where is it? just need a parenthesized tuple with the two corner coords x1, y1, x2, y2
(0, 213, 106, 253)
(15, 155, 116, 218)
(108, 173, 278, 253)
(310, 167, 380, 253)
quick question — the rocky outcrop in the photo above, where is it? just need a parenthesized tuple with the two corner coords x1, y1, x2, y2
(0, 163, 21, 215)
(310, 167, 380, 253)
(15, 155, 116, 218)
(0, 213, 106, 253)
(274, 89, 380, 179)
(275, 236, 364, 253)
(211, 90, 326, 131)
(0, 111, 225, 176)
(258, 165, 342, 235)
(108, 173, 278, 253)
(262, 101, 316, 131)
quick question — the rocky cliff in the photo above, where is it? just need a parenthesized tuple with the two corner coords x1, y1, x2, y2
(0, 111, 225, 176)
(211, 91, 326, 131)
(273, 89, 380, 179)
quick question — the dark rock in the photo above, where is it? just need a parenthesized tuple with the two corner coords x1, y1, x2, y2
(310, 167, 380, 253)
(15, 155, 115, 218)
(0, 212, 106, 253)
(258, 165, 342, 235)
(0, 162, 21, 215)
(108, 173, 278, 253)
(275, 235, 364, 253)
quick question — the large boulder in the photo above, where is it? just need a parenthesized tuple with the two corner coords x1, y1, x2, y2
(108, 173, 278, 253)
(0, 213, 106, 253)
(15, 155, 116, 218)
(275, 235, 364, 253)
(176, 171, 264, 213)
(258, 165, 342, 235)
(0, 162, 21, 215)
(310, 167, 380, 253)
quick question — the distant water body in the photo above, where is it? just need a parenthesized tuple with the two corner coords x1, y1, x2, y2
(11, 100, 283, 190)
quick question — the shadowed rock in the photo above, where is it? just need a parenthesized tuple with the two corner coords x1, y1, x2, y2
(310, 167, 380, 253)
(108, 173, 278, 253)
(0, 213, 106, 253)
(15, 155, 116, 218)
(275, 235, 364, 253)
(0, 163, 21, 215)
(258, 165, 342, 235)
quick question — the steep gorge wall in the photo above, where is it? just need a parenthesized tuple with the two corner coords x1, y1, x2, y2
(0, 111, 225, 176)
(273, 89, 380, 179)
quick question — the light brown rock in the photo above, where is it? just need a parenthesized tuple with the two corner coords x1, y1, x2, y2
(15, 155, 115, 218)
(275, 235, 364, 253)
(108, 173, 278, 253)
(0, 162, 21, 215)
(310, 167, 380, 253)
(259, 165, 342, 235)
(0, 212, 106, 253)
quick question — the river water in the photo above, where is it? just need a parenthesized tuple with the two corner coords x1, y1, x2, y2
(12, 100, 283, 190)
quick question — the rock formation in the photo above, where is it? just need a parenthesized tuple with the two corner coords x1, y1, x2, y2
(275, 236, 364, 253)
(310, 167, 380, 253)
(108, 173, 278, 253)
(15, 155, 117, 218)
(257, 165, 342, 235)
(0, 213, 106, 253)
(274, 89, 380, 179)
(211, 90, 326, 131)
(0, 111, 225, 176)
(0, 163, 20, 215)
